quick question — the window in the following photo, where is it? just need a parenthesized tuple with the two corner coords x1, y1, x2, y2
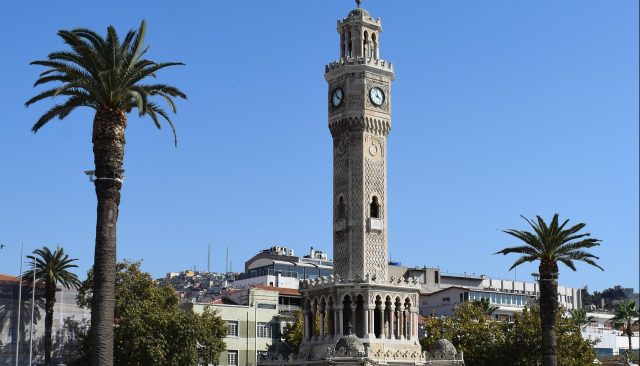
(257, 303, 276, 309)
(459, 293, 464, 303)
(257, 322, 272, 338)
(227, 321, 238, 337)
(434, 270, 439, 284)
(442, 297, 450, 303)
(227, 350, 238, 366)
(370, 196, 380, 218)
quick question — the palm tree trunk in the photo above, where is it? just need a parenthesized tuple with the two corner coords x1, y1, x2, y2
(539, 266, 559, 366)
(90, 107, 126, 366)
(44, 284, 56, 366)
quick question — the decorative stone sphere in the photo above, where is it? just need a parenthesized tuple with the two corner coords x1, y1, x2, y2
(429, 339, 457, 359)
(335, 334, 365, 355)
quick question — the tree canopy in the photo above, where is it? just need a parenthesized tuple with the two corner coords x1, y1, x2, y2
(70, 261, 226, 366)
(420, 303, 598, 366)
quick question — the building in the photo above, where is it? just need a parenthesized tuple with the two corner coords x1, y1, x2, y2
(232, 246, 333, 289)
(0, 274, 90, 366)
(398, 267, 582, 319)
(263, 4, 462, 366)
(186, 286, 291, 366)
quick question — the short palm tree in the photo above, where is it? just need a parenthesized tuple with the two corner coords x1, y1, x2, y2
(23, 246, 81, 366)
(472, 297, 499, 317)
(26, 21, 186, 366)
(495, 214, 603, 366)
(611, 301, 639, 356)
(568, 308, 594, 335)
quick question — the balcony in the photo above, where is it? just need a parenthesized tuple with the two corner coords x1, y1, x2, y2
(334, 218, 347, 232)
(368, 217, 383, 232)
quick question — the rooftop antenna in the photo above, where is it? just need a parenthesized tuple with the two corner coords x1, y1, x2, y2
(207, 244, 211, 273)
(226, 247, 229, 274)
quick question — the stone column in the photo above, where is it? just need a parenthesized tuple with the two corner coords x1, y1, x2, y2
(337, 306, 343, 336)
(369, 308, 375, 337)
(377, 307, 384, 338)
(363, 307, 369, 337)
(389, 310, 395, 339)
(319, 311, 325, 340)
(399, 310, 405, 340)
(303, 313, 309, 340)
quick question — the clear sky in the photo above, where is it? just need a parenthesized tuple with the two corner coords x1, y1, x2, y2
(0, 1, 637, 293)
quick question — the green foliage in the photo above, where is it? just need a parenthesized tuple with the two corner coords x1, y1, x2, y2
(495, 214, 603, 272)
(26, 20, 187, 145)
(567, 308, 593, 332)
(282, 310, 303, 354)
(472, 297, 499, 315)
(70, 261, 226, 366)
(611, 301, 639, 354)
(420, 303, 598, 366)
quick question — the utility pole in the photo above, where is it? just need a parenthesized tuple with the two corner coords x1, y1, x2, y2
(15, 243, 23, 366)
(29, 255, 36, 366)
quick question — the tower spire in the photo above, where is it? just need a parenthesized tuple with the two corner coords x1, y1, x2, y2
(356, 0, 361, 8)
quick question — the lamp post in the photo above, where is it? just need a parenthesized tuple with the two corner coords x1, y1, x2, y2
(28, 255, 36, 366)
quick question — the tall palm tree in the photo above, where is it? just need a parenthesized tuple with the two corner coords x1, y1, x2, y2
(568, 308, 594, 335)
(23, 246, 81, 366)
(611, 301, 639, 356)
(495, 214, 603, 366)
(26, 21, 186, 366)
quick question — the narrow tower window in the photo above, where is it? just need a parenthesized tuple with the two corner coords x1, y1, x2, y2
(348, 31, 353, 57)
(370, 196, 380, 218)
(337, 196, 346, 219)
(372, 33, 378, 59)
(363, 31, 369, 58)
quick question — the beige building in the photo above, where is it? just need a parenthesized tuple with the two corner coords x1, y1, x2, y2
(186, 287, 283, 366)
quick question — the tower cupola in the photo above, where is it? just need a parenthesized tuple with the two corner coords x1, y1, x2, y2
(337, 7, 382, 60)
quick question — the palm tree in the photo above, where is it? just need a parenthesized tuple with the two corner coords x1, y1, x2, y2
(26, 21, 186, 366)
(472, 297, 499, 317)
(611, 301, 639, 357)
(495, 214, 603, 366)
(568, 308, 594, 335)
(23, 246, 81, 366)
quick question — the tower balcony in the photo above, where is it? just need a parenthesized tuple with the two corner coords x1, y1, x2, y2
(367, 217, 383, 232)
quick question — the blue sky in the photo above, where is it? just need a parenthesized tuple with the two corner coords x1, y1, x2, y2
(0, 0, 637, 293)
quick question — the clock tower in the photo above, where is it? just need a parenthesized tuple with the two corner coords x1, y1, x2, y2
(326, 5, 394, 283)
(261, 4, 463, 366)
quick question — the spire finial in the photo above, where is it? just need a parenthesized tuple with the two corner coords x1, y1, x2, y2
(356, 0, 361, 8)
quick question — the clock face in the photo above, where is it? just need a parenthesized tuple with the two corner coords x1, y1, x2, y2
(369, 87, 385, 106)
(331, 88, 344, 107)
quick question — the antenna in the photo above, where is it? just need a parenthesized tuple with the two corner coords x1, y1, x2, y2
(226, 247, 229, 274)
(208, 244, 211, 273)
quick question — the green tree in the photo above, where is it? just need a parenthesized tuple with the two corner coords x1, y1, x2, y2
(472, 298, 499, 316)
(72, 261, 226, 366)
(567, 308, 593, 335)
(503, 305, 597, 366)
(495, 214, 603, 366)
(420, 303, 598, 366)
(23, 246, 81, 366)
(26, 21, 186, 366)
(611, 301, 639, 356)
(282, 310, 303, 354)
(420, 303, 505, 366)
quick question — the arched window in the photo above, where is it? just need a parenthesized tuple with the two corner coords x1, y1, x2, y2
(372, 33, 378, 59)
(370, 196, 380, 218)
(347, 30, 353, 57)
(341, 32, 346, 58)
(363, 31, 369, 58)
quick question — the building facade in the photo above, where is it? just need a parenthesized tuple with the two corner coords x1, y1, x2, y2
(0, 274, 90, 366)
(187, 287, 283, 366)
